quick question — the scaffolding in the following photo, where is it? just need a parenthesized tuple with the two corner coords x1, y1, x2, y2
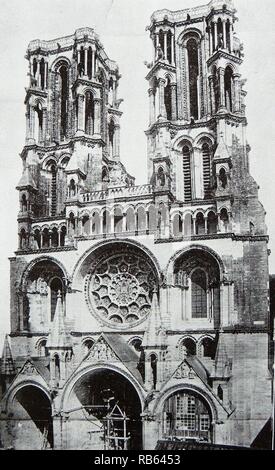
(64, 388, 131, 450)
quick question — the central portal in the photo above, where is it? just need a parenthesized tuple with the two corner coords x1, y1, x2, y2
(67, 369, 143, 450)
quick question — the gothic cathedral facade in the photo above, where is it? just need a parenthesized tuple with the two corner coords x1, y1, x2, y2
(0, 0, 272, 450)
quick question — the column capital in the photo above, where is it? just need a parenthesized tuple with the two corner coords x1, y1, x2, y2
(148, 88, 154, 96)
(218, 67, 225, 75)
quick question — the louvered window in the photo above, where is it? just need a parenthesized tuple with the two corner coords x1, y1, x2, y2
(183, 145, 192, 202)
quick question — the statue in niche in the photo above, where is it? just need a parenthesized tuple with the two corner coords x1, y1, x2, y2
(77, 62, 84, 77)
(218, 33, 224, 49)
(156, 45, 164, 61)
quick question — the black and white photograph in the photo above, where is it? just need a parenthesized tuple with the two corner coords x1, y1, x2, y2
(0, 0, 275, 453)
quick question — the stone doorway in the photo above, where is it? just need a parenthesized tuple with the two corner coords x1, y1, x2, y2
(8, 385, 53, 450)
(66, 369, 143, 450)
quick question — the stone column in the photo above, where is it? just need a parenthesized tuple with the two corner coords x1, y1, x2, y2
(90, 48, 94, 78)
(217, 212, 221, 232)
(164, 31, 167, 60)
(171, 33, 175, 64)
(94, 49, 97, 77)
(93, 98, 101, 136)
(30, 106, 35, 141)
(222, 19, 226, 49)
(84, 47, 88, 76)
(193, 146, 204, 199)
(230, 22, 234, 53)
(158, 78, 166, 119)
(45, 62, 49, 89)
(42, 107, 47, 143)
(209, 29, 213, 55)
(171, 83, 177, 120)
(183, 45, 190, 120)
(114, 124, 120, 159)
(110, 212, 115, 233)
(113, 77, 117, 103)
(218, 68, 226, 111)
(25, 108, 31, 143)
(204, 216, 208, 234)
(233, 73, 241, 113)
(151, 35, 155, 63)
(122, 213, 127, 232)
(77, 94, 85, 134)
(148, 88, 154, 125)
(49, 230, 53, 248)
(37, 59, 41, 88)
(214, 21, 218, 51)
(208, 75, 216, 115)
(155, 32, 159, 48)
(192, 215, 197, 235)
(99, 214, 103, 233)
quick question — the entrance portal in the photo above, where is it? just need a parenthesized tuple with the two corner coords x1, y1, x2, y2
(10, 386, 53, 449)
(67, 369, 142, 450)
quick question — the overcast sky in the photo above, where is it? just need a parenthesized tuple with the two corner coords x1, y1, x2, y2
(0, 0, 274, 350)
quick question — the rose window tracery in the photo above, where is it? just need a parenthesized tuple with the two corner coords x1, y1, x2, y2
(86, 251, 157, 326)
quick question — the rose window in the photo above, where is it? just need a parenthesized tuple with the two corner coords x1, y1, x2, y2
(86, 251, 157, 326)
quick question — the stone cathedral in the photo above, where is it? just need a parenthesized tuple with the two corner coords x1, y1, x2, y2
(0, 0, 272, 450)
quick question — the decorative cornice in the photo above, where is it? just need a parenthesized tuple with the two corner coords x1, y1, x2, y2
(27, 45, 73, 57)
(146, 61, 176, 81)
(207, 50, 242, 67)
(108, 108, 123, 117)
(72, 78, 102, 93)
(30, 215, 66, 223)
(167, 329, 217, 335)
(73, 135, 106, 147)
(145, 118, 216, 135)
(222, 326, 269, 334)
(10, 332, 49, 337)
(24, 88, 48, 104)
(206, 8, 235, 21)
(155, 233, 269, 244)
(21, 141, 73, 158)
(146, 112, 246, 135)
(15, 246, 76, 256)
(155, 233, 234, 243)
(232, 234, 269, 242)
